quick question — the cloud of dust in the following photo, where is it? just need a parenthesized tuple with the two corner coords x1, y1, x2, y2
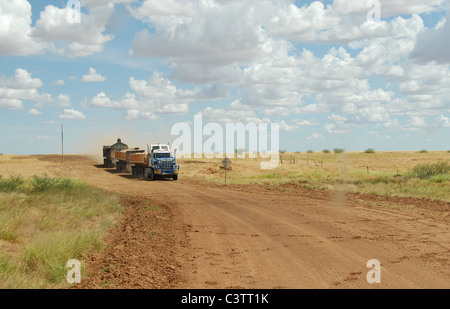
(331, 152, 355, 221)
(70, 127, 149, 164)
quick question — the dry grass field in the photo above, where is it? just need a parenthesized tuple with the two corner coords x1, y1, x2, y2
(178, 151, 450, 202)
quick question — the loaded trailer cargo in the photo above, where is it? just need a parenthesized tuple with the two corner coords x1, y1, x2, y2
(115, 148, 145, 173)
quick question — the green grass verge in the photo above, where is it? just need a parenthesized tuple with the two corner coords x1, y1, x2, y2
(0, 175, 123, 288)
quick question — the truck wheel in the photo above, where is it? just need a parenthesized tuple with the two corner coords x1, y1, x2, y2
(144, 170, 149, 181)
(145, 169, 154, 181)
(150, 169, 155, 181)
(172, 174, 178, 181)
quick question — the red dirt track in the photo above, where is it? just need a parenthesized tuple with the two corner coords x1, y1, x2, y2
(32, 155, 450, 288)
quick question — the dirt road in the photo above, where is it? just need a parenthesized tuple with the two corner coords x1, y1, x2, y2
(21, 155, 450, 288)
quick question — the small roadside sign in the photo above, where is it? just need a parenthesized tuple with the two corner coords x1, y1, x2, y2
(222, 157, 231, 184)
(222, 157, 232, 168)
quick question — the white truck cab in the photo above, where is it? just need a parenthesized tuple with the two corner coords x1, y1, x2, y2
(150, 143, 170, 153)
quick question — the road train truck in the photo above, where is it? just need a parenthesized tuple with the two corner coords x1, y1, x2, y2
(115, 143, 179, 181)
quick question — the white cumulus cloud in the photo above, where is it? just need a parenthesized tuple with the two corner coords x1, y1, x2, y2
(58, 108, 86, 120)
(0, 0, 49, 55)
(82, 68, 107, 82)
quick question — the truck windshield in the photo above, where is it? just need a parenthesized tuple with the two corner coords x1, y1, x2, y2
(152, 145, 169, 151)
(155, 153, 171, 158)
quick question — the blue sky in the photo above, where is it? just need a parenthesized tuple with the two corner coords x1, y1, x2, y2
(1, 0, 449, 155)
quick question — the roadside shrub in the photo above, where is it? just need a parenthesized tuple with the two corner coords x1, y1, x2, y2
(410, 161, 450, 179)
(235, 148, 245, 155)
(322, 149, 330, 153)
(427, 174, 450, 183)
(333, 148, 345, 153)
(364, 148, 375, 154)
(419, 150, 428, 153)
(0, 175, 23, 192)
(30, 175, 84, 192)
(30, 175, 59, 192)
(306, 150, 313, 153)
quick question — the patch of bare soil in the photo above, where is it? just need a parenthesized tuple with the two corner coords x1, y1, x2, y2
(76, 195, 191, 289)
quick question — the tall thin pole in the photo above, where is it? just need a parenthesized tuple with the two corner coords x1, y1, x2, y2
(61, 125, 64, 163)
(225, 161, 227, 185)
(225, 156, 227, 185)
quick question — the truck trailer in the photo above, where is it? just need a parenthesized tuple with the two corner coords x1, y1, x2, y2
(115, 147, 145, 173)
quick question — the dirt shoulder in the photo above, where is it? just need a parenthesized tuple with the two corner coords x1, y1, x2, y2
(76, 195, 190, 289)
